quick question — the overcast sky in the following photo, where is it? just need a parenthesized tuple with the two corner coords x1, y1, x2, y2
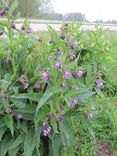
(52, 0, 117, 21)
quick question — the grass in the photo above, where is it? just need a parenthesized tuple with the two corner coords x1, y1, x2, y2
(106, 31, 117, 83)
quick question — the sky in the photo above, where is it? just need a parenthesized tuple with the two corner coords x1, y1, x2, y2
(52, 0, 117, 21)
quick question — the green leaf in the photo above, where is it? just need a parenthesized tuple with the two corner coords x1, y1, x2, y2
(4, 115, 14, 136)
(9, 0, 19, 16)
(0, 127, 7, 141)
(0, 119, 6, 128)
(10, 93, 41, 102)
(0, 134, 14, 156)
(9, 133, 25, 150)
(59, 119, 74, 148)
(23, 129, 35, 156)
(18, 105, 36, 114)
(8, 146, 21, 156)
(49, 134, 60, 156)
(36, 87, 61, 114)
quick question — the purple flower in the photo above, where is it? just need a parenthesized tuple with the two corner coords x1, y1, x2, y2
(69, 99, 77, 108)
(72, 70, 84, 78)
(16, 113, 22, 119)
(0, 30, 3, 36)
(55, 60, 62, 70)
(96, 76, 104, 89)
(96, 81, 104, 89)
(27, 27, 33, 33)
(49, 40, 54, 44)
(49, 54, 56, 61)
(11, 23, 16, 29)
(63, 71, 72, 79)
(34, 82, 41, 89)
(42, 71, 50, 82)
(42, 121, 51, 137)
(87, 111, 93, 119)
(19, 75, 29, 90)
(6, 55, 12, 64)
(21, 25, 25, 31)
(0, 10, 5, 16)
(69, 52, 76, 60)
(54, 114, 64, 122)
(6, 107, 12, 114)
(60, 33, 66, 40)
(70, 43, 77, 49)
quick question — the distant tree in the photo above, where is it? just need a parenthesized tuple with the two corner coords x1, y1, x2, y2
(64, 12, 86, 22)
(9, 0, 53, 18)
(42, 13, 63, 20)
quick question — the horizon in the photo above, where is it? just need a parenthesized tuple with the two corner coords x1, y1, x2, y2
(52, 0, 117, 21)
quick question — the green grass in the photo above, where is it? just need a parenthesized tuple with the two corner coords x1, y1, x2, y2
(106, 32, 117, 83)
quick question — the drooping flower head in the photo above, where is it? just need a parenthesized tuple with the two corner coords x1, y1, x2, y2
(42, 121, 51, 137)
(60, 33, 66, 40)
(55, 60, 62, 70)
(42, 71, 50, 82)
(69, 52, 76, 60)
(87, 111, 93, 119)
(70, 43, 77, 49)
(11, 23, 16, 29)
(54, 114, 64, 122)
(6, 55, 12, 64)
(19, 75, 29, 90)
(69, 99, 77, 108)
(63, 71, 72, 79)
(72, 70, 84, 78)
(95, 75, 104, 89)
(0, 30, 3, 36)
(34, 82, 41, 90)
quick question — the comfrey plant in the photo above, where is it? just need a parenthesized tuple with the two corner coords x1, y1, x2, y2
(0, 1, 115, 156)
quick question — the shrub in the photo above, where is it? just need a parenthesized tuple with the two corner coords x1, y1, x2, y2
(0, 1, 116, 156)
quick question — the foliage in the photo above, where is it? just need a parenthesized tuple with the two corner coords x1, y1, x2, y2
(0, 1, 116, 156)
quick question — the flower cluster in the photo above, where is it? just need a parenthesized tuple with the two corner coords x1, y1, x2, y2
(19, 75, 29, 90)
(96, 75, 104, 89)
(42, 121, 51, 137)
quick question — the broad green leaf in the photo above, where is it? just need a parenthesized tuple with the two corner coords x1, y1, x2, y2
(23, 129, 35, 156)
(0, 134, 14, 156)
(49, 134, 60, 156)
(9, 0, 19, 16)
(59, 119, 74, 148)
(4, 115, 14, 136)
(36, 87, 61, 114)
(9, 133, 25, 150)
(8, 146, 21, 156)
(0, 127, 7, 141)
(0, 119, 5, 128)
(10, 93, 41, 102)
(18, 105, 36, 113)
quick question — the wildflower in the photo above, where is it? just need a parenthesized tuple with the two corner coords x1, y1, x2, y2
(0, 10, 5, 16)
(48, 112, 53, 120)
(49, 54, 56, 61)
(42, 71, 50, 82)
(6, 55, 12, 64)
(42, 121, 51, 137)
(63, 71, 72, 79)
(21, 25, 24, 31)
(11, 23, 16, 29)
(55, 60, 62, 70)
(72, 70, 84, 78)
(0, 30, 3, 36)
(27, 27, 33, 33)
(54, 114, 64, 122)
(60, 33, 66, 40)
(87, 111, 93, 119)
(70, 43, 77, 49)
(6, 107, 12, 114)
(96, 75, 104, 89)
(49, 40, 54, 44)
(16, 113, 22, 119)
(34, 82, 41, 89)
(69, 52, 76, 60)
(69, 99, 77, 108)
(19, 75, 29, 90)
